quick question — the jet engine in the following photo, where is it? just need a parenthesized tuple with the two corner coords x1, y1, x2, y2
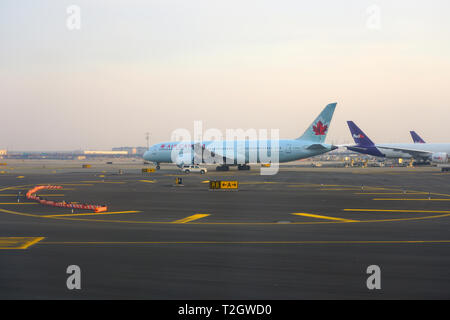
(431, 152, 448, 164)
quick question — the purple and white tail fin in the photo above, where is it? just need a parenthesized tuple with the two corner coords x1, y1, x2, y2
(410, 131, 426, 143)
(347, 121, 375, 146)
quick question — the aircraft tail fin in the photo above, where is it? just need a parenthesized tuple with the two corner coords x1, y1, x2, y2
(410, 131, 426, 143)
(297, 102, 337, 143)
(347, 121, 375, 146)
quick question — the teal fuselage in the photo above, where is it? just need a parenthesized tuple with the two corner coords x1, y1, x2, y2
(143, 139, 335, 165)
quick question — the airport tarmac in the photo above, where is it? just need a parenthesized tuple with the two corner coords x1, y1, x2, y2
(0, 160, 450, 299)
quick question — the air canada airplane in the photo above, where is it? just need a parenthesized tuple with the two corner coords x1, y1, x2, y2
(143, 103, 338, 171)
(346, 121, 450, 164)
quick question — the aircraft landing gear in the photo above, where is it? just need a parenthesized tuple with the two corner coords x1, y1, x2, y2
(216, 165, 230, 171)
(413, 161, 431, 166)
(155, 163, 160, 170)
(238, 164, 251, 171)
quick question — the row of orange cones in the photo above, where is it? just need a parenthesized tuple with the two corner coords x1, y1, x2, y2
(26, 185, 108, 213)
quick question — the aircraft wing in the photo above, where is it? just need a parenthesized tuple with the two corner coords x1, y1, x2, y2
(306, 144, 331, 151)
(377, 145, 432, 159)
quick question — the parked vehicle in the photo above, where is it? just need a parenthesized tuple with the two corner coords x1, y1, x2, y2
(181, 165, 207, 174)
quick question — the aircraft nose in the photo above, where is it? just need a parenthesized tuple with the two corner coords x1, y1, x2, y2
(143, 150, 152, 161)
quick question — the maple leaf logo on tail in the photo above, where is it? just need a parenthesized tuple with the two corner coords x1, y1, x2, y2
(312, 121, 328, 136)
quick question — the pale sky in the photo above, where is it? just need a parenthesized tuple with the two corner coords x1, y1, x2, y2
(1, 0, 450, 151)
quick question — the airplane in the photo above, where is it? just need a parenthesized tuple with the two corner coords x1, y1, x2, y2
(346, 121, 449, 164)
(143, 103, 338, 171)
(410, 131, 426, 143)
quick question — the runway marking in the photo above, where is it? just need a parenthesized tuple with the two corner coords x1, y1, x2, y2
(355, 192, 427, 195)
(0, 194, 65, 197)
(172, 214, 210, 224)
(287, 185, 319, 188)
(3, 188, 76, 191)
(80, 181, 126, 184)
(240, 182, 280, 185)
(418, 192, 450, 198)
(1, 181, 450, 226)
(0, 237, 45, 249)
(41, 211, 141, 218)
(0, 203, 38, 205)
(0, 209, 42, 218)
(0, 184, 34, 192)
(344, 209, 450, 214)
(1, 207, 450, 225)
(292, 213, 358, 222)
(373, 198, 450, 201)
(320, 188, 364, 191)
(58, 184, 94, 186)
(287, 185, 392, 191)
(287, 184, 345, 188)
(139, 180, 156, 183)
(37, 240, 450, 246)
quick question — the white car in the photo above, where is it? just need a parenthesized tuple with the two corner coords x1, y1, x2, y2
(181, 165, 207, 174)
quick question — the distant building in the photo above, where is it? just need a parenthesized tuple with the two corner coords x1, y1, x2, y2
(112, 147, 147, 156)
(135, 147, 148, 155)
(84, 150, 128, 155)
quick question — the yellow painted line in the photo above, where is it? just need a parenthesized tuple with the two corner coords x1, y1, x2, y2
(240, 182, 280, 185)
(426, 192, 450, 197)
(0, 184, 34, 192)
(201, 180, 210, 183)
(287, 185, 317, 188)
(355, 192, 427, 195)
(0, 209, 41, 218)
(7, 188, 75, 191)
(319, 185, 346, 187)
(38, 240, 450, 245)
(0, 207, 449, 226)
(41, 211, 140, 218)
(320, 188, 363, 191)
(139, 180, 156, 183)
(58, 184, 94, 186)
(344, 209, 450, 214)
(287, 184, 391, 190)
(0, 194, 65, 196)
(286, 184, 337, 188)
(80, 181, 126, 184)
(0, 237, 45, 249)
(172, 214, 210, 224)
(292, 213, 359, 222)
(16, 176, 25, 179)
(0, 203, 38, 205)
(373, 198, 450, 201)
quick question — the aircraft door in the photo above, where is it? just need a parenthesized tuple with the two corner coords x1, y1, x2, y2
(286, 144, 292, 153)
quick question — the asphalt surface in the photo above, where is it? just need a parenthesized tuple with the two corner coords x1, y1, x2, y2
(1, 160, 450, 299)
